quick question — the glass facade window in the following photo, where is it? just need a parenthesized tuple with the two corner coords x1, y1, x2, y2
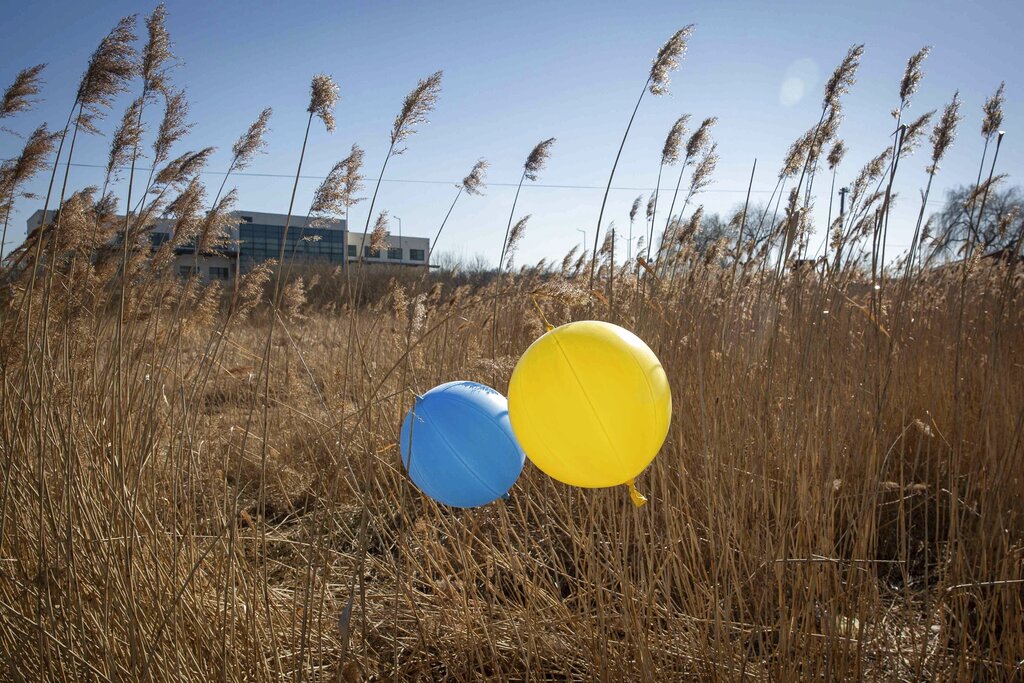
(364, 246, 380, 258)
(209, 266, 229, 280)
(178, 265, 196, 277)
(410, 248, 425, 261)
(151, 232, 170, 247)
(238, 223, 346, 267)
(347, 245, 357, 257)
(387, 247, 402, 260)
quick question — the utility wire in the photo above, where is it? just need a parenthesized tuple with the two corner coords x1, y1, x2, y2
(4, 160, 950, 203)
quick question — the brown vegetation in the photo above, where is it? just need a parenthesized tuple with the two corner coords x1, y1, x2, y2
(0, 7, 1022, 681)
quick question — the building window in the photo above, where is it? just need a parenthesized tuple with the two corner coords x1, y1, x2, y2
(388, 247, 402, 260)
(347, 244, 357, 257)
(409, 248, 425, 262)
(209, 266, 229, 280)
(178, 265, 196, 277)
(364, 246, 380, 258)
(240, 215, 253, 223)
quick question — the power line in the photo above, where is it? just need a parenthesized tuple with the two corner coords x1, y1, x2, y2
(5, 159, 949, 204)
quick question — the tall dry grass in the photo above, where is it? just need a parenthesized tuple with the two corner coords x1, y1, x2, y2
(1, 9, 1022, 682)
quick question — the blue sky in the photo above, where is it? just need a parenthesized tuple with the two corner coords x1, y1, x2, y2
(2, 0, 1021, 266)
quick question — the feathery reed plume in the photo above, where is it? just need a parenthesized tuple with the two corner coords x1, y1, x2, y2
(504, 215, 529, 269)
(657, 117, 717, 263)
(154, 147, 214, 188)
(370, 211, 390, 251)
(827, 140, 846, 171)
(525, 137, 555, 181)
(690, 143, 719, 193)
(461, 158, 488, 195)
(0, 125, 58, 256)
(232, 107, 273, 171)
(0, 64, 46, 120)
(780, 127, 813, 179)
(491, 144, 544, 364)
(196, 188, 237, 254)
(310, 145, 365, 221)
(391, 70, 442, 153)
(358, 72, 442, 264)
(686, 116, 716, 159)
(234, 261, 273, 319)
(338, 145, 365, 208)
(649, 25, 695, 95)
(495, 138, 554, 281)
(662, 114, 690, 165)
(679, 206, 704, 246)
(308, 73, 340, 133)
(76, 15, 138, 134)
(281, 277, 307, 322)
(646, 194, 656, 221)
(105, 96, 144, 183)
(141, 4, 174, 96)
(151, 89, 190, 167)
(981, 81, 1005, 139)
(630, 195, 642, 223)
(899, 46, 930, 106)
(897, 92, 963, 278)
(427, 158, 488, 263)
(929, 91, 961, 172)
(593, 26, 696, 296)
(978, 81, 1003, 139)
(822, 44, 863, 112)
(600, 224, 615, 256)
(899, 111, 935, 157)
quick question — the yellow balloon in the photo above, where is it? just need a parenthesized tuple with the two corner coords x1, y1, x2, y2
(508, 321, 672, 489)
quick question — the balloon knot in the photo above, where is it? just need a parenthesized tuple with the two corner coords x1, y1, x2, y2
(627, 479, 648, 508)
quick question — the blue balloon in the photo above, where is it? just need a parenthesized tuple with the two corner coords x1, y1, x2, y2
(400, 381, 525, 508)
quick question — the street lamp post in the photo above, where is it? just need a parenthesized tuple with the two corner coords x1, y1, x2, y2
(576, 228, 587, 259)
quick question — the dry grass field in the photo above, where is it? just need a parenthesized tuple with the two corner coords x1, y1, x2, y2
(1, 8, 1022, 681)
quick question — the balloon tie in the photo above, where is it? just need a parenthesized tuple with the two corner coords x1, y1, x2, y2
(529, 293, 554, 332)
(626, 479, 648, 508)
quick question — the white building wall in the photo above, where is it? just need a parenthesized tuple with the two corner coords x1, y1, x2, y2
(347, 231, 429, 266)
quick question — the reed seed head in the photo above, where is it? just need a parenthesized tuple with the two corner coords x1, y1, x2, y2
(0, 64, 46, 120)
(899, 46, 931, 106)
(690, 143, 718, 193)
(391, 70, 442, 152)
(0, 125, 59, 226)
(630, 195, 642, 223)
(77, 15, 139, 134)
(308, 73, 340, 132)
(154, 146, 214, 188)
(461, 158, 488, 196)
(899, 110, 935, 158)
(524, 138, 555, 181)
(370, 211, 390, 250)
(105, 96, 145, 182)
(505, 215, 530, 268)
(982, 81, 1005, 139)
(311, 144, 365, 219)
(929, 91, 961, 171)
(152, 89, 191, 166)
(686, 117, 717, 159)
(232, 108, 273, 170)
(823, 44, 864, 111)
(650, 25, 695, 96)
(141, 4, 174, 94)
(662, 114, 690, 165)
(599, 228, 615, 258)
(827, 139, 846, 171)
